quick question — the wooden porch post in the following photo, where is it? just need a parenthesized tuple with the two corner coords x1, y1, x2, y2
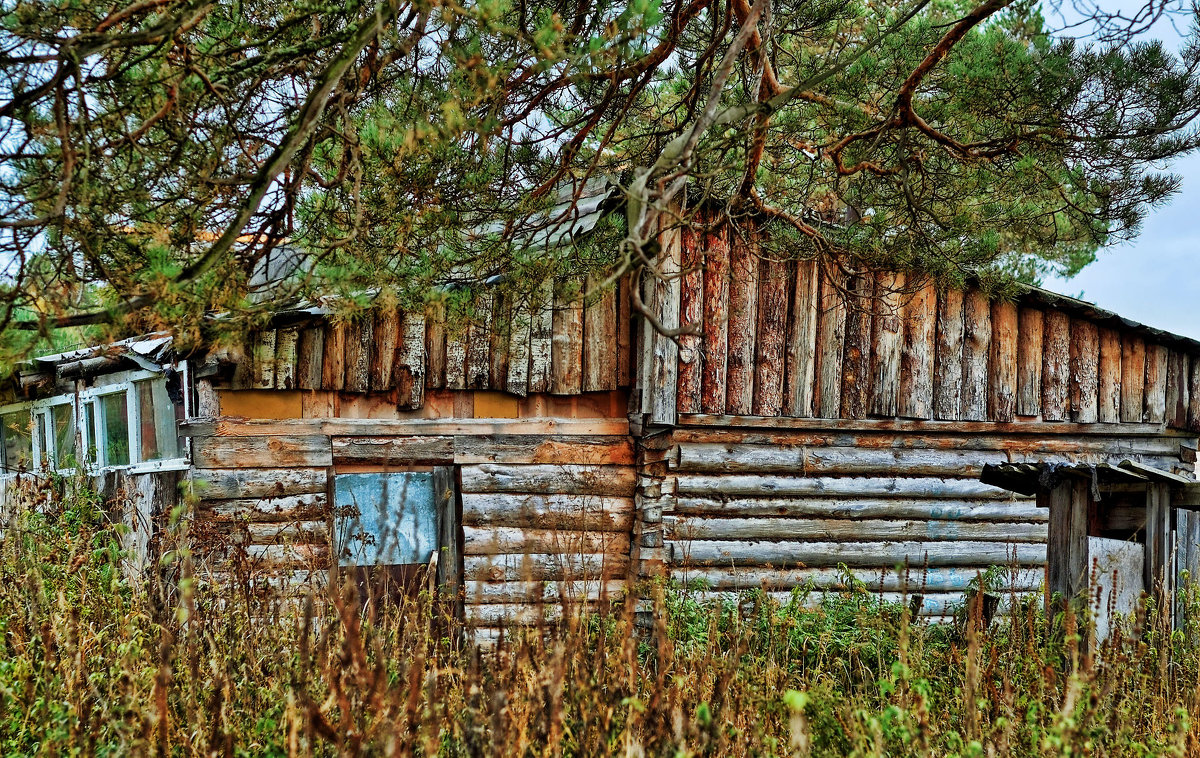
(1042, 477, 1090, 609)
(1145, 483, 1173, 614)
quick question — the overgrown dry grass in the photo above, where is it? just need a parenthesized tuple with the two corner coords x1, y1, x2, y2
(2, 480, 1200, 757)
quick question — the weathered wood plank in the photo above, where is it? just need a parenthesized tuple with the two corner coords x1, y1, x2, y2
(869, 272, 903, 418)
(331, 436, 454, 464)
(674, 443, 1008, 477)
(321, 322, 347, 391)
(673, 495, 1046, 522)
(296, 327, 324, 391)
(193, 436, 333, 469)
(961, 290, 992, 421)
(785, 258, 819, 417)
(1097, 327, 1122, 423)
(700, 219, 730, 414)
(274, 329, 298, 391)
(583, 276, 618, 392)
(452, 435, 635, 465)
(461, 493, 634, 531)
(462, 526, 629, 556)
(989, 300, 1018, 422)
(370, 309, 400, 392)
(425, 303, 448, 389)
(1145, 483, 1172, 604)
(445, 320, 468, 391)
(463, 553, 629, 582)
(814, 268, 848, 418)
(1043, 478, 1088, 605)
(1016, 307, 1043, 416)
(200, 493, 327, 522)
(840, 273, 874, 419)
(1167, 350, 1184, 428)
(185, 467, 328, 500)
(466, 297, 492, 390)
(1189, 355, 1200, 432)
(1041, 310, 1070, 421)
(899, 280, 936, 419)
(617, 273, 634, 388)
(933, 288, 965, 421)
(671, 540, 1046, 568)
(528, 281, 554, 394)
(670, 566, 1044, 593)
(343, 314, 373, 393)
(1120, 334, 1146, 423)
(753, 257, 790, 416)
(395, 313, 426, 409)
(488, 296, 511, 391)
(461, 580, 626, 604)
(506, 298, 532, 397)
(725, 226, 759, 415)
(254, 330, 277, 389)
(1069, 319, 1099, 424)
(1173, 352, 1190, 429)
(1144, 343, 1169, 424)
(187, 417, 630, 437)
(459, 464, 636, 495)
(677, 225, 704, 413)
(674, 474, 1026, 500)
(645, 215, 682, 422)
(667, 516, 1046, 543)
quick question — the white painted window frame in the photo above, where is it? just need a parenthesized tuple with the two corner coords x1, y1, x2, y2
(0, 368, 189, 476)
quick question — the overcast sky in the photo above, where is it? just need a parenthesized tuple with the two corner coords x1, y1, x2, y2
(1041, 2, 1200, 338)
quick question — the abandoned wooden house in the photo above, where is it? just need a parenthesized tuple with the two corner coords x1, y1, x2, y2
(5, 205, 1200, 638)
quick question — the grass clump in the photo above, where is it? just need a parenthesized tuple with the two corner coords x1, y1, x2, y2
(1, 479, 1199, 756)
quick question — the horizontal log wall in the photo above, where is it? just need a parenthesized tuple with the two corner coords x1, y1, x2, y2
(653, 423, 1193, 610)
(669, 227, 1200, 431)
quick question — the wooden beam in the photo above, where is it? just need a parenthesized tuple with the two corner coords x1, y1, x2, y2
(1043, 477, 1089, 608)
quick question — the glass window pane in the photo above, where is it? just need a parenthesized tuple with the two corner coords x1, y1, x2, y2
(102, 392, 130, 466)
(52, 404, 76, 469)
(35, 412, 49, 469)
(334, 472, 438, 567)
(83, 402, 97, 464)
(2, 411, 32, 472)
(137, 381, 178, 462)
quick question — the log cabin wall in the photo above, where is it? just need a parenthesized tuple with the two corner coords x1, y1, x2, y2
(632, 217, 1200, 610)
(187, 283, 637, 637)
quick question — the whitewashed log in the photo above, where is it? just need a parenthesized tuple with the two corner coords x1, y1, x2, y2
(674, 474, 1024, 500)
(244, 520, 329, 544)
(463, 553, 630, 582)
(673, 496, 1045, 522)
(185, 468, 328, 499)
(201, 493, 327, 522)
(666, 516, 1046, 543)
(669, 539, 1047, 567)
(460, 464, 636, 495)
(672, 565, 1044, 593)
(462, 526, 629, 556)
(331, 436, 454, 464)
(462, 580, 626, 604)
(452, 435, 634, 465)
(461, 493, 634, 531)
(674, 443, 1008, 477)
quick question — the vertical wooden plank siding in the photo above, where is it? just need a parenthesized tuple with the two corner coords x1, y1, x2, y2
(868, 272, 903, 418)
(700, 221, 730, 414)
(617, 274, 634, 388)
(840, 273, 874, 420)
(725, 228, 760, 415)
(506, 299, 532, 397)
(396, 313, 426, 409)
(677, 226, 704, 413)
(445, 321, 468, 390)
(344, 315, 373, 393)
(551, 283, 584, 395)
(1097, 327, 1121, 423)
(465, 296, 492, 390)
(988, 301, 1018, 422)
(1145, 484, 1172, 606)
(321, 322, 347, 391)
(370, 310, 399, 392)
(753, 258, 791, 416)
(1041, 310, 1070, 421)
(255, 330, 277, 389)
(933, 288, 965, 420)
(1043, 478, 1089, 606)
(528, 281, 554, 394)
(488, 296, 511, 390)
(646, 215, 682, 424)
(425, 303, 448, 389)
(275, 329, 298, 390)
(1016, 308, 1043, 416)
(960, 290, 991, 421)
(1189, 356, 1200, 431)
(583, 277, 618, 392)
(784, 258, 819, 417)
(1173, 352, 1191, 429)
(1069, 319, 1099, 423)
(899, 280, 936, 419)
(1120, 335, 1146, 423)
(296, 327, 324, 391)
(814, 269, 847, 418)
(1144, 343, 1168, 424)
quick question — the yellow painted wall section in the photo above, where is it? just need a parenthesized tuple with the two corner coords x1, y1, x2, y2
(472, 391, 520, 419)
(217, 390, 304, 419)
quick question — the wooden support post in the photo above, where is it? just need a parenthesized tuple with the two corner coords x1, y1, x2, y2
(434, 466, 462, 618)
(1043, 477, 1089, 610)
(1145, 483, 1172, 613)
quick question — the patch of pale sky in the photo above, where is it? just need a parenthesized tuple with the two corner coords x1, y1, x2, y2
(1040, 1, 1200, 338)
